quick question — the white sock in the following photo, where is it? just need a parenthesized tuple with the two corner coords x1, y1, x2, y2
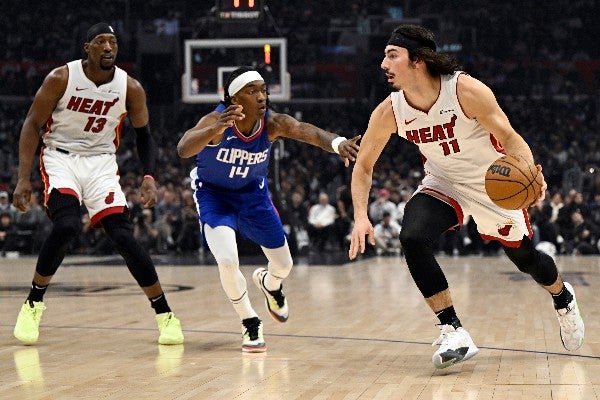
(230, 291, 258, 320)
(261, 240, 293, 291)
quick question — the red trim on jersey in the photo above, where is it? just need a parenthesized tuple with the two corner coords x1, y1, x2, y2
(113, 111, 127, 150)
(90, 206, 126, 228)
(388, 96, 398, 130)
(57, 188, 80, 199)
(232, 116, 264, 142)
(42, 116, 54, 142)
(489, 133, 506, 154)
(418, 187, 464, 229)
(39, 148, 51, 205)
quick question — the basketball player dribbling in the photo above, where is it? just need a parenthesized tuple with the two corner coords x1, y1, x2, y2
(348, 24, 584, 368)
(177, 66, 360, 352)
(12, 22, 183, 345)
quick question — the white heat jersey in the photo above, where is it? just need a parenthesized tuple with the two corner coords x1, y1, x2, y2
(391, 71, 504, 187)
(391, 71, 532, 246)
(43, 60, 128, 155)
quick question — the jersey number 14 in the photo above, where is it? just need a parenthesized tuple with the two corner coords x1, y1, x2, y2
(229, 166, 249, 178)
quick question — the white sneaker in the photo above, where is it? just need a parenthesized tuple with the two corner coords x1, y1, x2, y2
(252, 268, 288, 323)
(556, 282, 584, 351)
(242, 317, 266, 353)
(432, 325, 479, 369)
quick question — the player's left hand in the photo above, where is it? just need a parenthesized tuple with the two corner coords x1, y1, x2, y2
(140, 176, 158, 208)
(530, 164, 547, 207)
(338, 135, 361, 167)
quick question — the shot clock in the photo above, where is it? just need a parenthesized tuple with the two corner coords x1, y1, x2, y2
(216, 0, 265, 22)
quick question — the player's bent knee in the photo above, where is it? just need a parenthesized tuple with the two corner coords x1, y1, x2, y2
(51, 208, 82, 239)
(216, 256, 240, 271)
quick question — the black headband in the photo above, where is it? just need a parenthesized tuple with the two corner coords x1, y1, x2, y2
(387, 32, 436, 52)
(86, 22, 116, 43)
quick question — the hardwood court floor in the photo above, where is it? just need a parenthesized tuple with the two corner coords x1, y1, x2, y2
(0, 254, 598, 400)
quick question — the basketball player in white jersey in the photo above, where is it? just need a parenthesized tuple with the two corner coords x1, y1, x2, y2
(11, 22, 183, 345)
(349, 24, 584, 369)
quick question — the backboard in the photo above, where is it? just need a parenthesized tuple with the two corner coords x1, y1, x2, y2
(182, 37, 290, 103)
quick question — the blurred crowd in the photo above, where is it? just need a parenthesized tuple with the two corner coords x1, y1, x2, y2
(1, 1, 600, 258)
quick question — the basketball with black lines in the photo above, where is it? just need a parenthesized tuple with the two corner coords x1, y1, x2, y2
(485, 155, 543, 210)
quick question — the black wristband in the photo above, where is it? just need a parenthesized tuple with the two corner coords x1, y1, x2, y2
(134, 125, 156, 176)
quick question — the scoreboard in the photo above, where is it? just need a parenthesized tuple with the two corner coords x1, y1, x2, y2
(216, 0, 264, 22)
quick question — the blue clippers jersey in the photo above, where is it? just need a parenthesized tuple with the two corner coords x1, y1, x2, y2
(195, 104, 272, 190)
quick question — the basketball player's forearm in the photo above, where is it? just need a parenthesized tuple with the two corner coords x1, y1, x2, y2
(502, 135, 534, 164)
(17, 124, 41, 181)
(351, 166, 372, 220)
(297, 122, 339, 152)
(177, 126, 221, 158)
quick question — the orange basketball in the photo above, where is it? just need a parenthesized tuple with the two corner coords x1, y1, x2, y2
(485, 155, 543, 210)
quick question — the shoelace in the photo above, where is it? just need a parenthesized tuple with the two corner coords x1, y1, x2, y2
(557, 306, 578, 333)
(243, 319, 261, 340)
(270, 288, 285, 308)
(261, 274, 285, 308)
(432, 326, 458, 346)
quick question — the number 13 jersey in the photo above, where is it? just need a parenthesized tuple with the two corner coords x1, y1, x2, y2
(43, 60, 128, 155)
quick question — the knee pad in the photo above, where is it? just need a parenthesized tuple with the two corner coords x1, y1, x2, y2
(101, 212, 158, 287)
(50, 206, 82, 240)
(504, 237, 558, 286)
(100, 212, 133, 240)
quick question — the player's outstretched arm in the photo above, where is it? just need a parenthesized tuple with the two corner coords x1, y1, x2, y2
(268, 111, 360, 167)
(14, 67, 67, 212)
(349, 98, 396, 259)
(177, 105, 246, 158)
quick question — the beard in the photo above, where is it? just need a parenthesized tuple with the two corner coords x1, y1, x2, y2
(100, 62, 114, 71)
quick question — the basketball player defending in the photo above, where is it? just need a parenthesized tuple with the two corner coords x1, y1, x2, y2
(177, 66, 360, 352)
(12, 23, 184, 345)
(349, 25, 584, 368)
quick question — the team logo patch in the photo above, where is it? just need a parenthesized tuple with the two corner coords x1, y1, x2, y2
(497, 222, 514, 236)
(105, 191, 115, 204)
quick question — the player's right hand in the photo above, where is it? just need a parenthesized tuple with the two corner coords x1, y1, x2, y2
(348, 217, 375, 260)
(217, 105, 245, 128)
(12, 180, 32, 212)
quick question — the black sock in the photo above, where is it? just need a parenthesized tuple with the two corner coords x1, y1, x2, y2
(149, 293, 171, 314)
(435, 306, 462, 329)
(552, 284, 573, 310)
(27, 281, 48, 303)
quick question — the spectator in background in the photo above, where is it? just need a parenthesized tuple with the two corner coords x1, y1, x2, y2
(177, 204, 201, 253)
(547, 191, 564, 224)
(373, 211, 402, 255)
(133, 209, 159, 253)
(285, 190, 310, 256)
(334, 184, 353, 250)
(307, 192, 337, 251)
(13, 191, 51, 254)
(0, 191, 17, 219)
(396, 187, 413, 224)
(570, 210, 600, 255)
(368, 188, 397, 225)
(0, 211, 19, 256)
(154, 189, 181, 253)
